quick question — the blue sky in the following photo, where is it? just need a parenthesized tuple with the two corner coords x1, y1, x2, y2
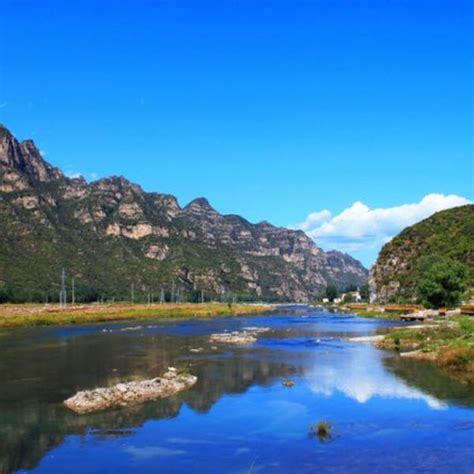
(0, 0, 472, 266)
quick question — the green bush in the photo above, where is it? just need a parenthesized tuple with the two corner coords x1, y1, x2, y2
(416, 256, 467, 308)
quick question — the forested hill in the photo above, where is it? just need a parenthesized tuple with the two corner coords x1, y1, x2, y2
(370, 204, 474, 303)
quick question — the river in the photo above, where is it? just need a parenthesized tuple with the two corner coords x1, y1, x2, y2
(0, 307, 473, 473)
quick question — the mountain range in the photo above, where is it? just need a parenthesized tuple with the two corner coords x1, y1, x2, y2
(0, 124, 368, 303)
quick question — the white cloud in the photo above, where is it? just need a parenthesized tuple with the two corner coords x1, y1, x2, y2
(297, 209, 331, 232)
(65, 171, 99, 181)
(294, 193, 471, 260)
(65, 170, 83, 179)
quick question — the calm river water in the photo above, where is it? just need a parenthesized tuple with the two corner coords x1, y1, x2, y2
(0, 308, 473, 473)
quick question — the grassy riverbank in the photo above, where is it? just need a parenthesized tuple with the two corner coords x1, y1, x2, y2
(0, 303, 273, 328)
(352, 309, 403, 320)
(377, 316, 474, 383)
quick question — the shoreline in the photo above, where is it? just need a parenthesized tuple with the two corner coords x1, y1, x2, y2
(0, 302, 274, 329)
(350, 315, 474, 384)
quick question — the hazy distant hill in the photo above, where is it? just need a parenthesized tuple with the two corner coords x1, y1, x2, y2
(370, 205, 474, 303)
(0, 125, 367, 303)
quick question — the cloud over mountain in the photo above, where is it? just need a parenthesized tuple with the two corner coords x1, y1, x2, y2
(295, 193, 471, 263)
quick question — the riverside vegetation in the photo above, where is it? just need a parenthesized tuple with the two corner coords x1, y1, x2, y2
(0, 302, 272, 328)
(374, 315, 474, 383)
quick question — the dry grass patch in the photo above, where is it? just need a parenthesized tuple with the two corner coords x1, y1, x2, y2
(0, 303, 273, 328)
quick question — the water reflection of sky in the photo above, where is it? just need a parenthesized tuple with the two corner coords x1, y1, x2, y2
(306, 343, 445, 409)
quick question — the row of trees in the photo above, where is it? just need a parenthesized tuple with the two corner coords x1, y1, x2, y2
(0, 274, 264, 305)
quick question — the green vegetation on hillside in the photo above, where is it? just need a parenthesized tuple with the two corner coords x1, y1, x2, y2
(372, 205, 474, 304)
(0, 180, 290, 304)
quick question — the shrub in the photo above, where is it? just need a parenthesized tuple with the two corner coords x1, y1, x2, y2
(310, 421, 332, 442)
(416, 256, 467, 308)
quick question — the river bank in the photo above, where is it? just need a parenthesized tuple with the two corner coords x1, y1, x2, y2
(0, 302, 273, 328)
(371, 316, 474, 383)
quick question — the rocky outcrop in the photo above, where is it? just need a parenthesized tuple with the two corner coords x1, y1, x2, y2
(0, 124, 368, 302)
(210, 327, 270, 344)
(0, 125, 63, 186)
(64, 368, 197, 414)
(370, 205, 474, 303)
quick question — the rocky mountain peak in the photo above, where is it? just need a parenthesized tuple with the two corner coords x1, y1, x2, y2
(0, 124, 63, 184)
(91, 176, 143, 196)
(0, 124, 12, 139)
(184, 197, 219, 216)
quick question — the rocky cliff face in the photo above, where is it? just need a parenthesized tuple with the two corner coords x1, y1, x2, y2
(370, 205, 474, 303)
(0, 125, 368, 302)
(0, 126, 62, 189)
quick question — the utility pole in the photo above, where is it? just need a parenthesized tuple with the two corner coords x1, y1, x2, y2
(131, 283, 135, 304)
(160, 287, 165, 304)
(59, 268, 67, 308)
(171, 281, 176, 303)
(71, 278, 75, 305)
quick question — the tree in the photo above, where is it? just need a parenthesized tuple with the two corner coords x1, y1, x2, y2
(325, 284, 338, 302)
(343, 292, 354, 303)
(359, 283, 370, 302)
(416, 256, 467, 308)
(0, 282, 10, 303)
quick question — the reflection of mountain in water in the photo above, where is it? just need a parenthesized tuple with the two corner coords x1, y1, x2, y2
(0, 338, 298, 474)
(383, 356, 474, 408)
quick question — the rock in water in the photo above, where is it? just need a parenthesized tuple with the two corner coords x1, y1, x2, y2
(209, 327, 270, 344)
(64, 368, 197, 414)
